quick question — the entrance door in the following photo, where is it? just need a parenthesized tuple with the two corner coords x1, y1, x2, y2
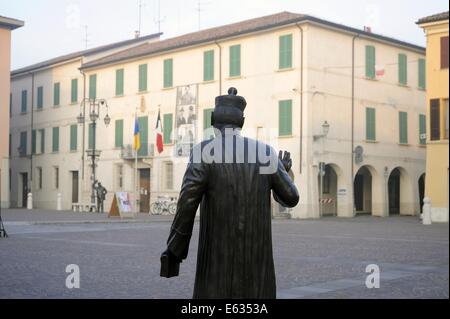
(72, 171, 79, 203)
(139, 169, 151, 213)
(354, 174, 364, 212)
(388, 170, 400, 215)
(418, 174, 425, 214)
(21, 173, 28, 208)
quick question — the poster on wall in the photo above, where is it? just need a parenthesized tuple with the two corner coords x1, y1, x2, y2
(175, 84, 198, 157)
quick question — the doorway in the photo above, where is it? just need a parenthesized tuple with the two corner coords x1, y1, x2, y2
(71, 171, 79, 203)
(418, 174, 425, 214)
(354, 166, 373, 214)
(388, 168, 401, 215)
(20, 172, 28, 208)
(139, 168, 151, 213)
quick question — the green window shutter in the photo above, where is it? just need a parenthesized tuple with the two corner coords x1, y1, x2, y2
(229, 44, 241, 77)
(365, 45, 376, 79)
(398, 54, 407, 85)
(203, 50, 214, 81)
(419, 114, 426, 145)
(279, 100, 293, 136)
(279, 34, 293, 69)
(115, 119, 124, 148)
(31, 130, 36, 154)
(70, 124, 78, 151)
(20, 131, 27, 155)
(366, 108, 376, 141)
(116, 69, 124, 96)
(163, 114, 173, 144)
(37, 86, 43, 109)
(138, 64, 147, 92)
(89, 74, 97, 100)
(53, 82, 60, 106)
(138, 116, 148, 156)
(71, 78, 78, 103)
(203, 108, 214, 139)
(52, 127, 59, 152)
(399, 112, 408, 144)
(88, 123, 94, 150)
(40, 129, 45, 154)
(164, 59, 173, 88)
(418, 58, 426, 89)
(21, 90, 27, 113)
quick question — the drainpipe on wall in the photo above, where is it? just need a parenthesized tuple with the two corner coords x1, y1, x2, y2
(295, 23, 304, 175)
(79, 68, 86, 181)
(28, 71, 35, 197)
(214, 40, 222, 95)
(351, 34, 360, 216)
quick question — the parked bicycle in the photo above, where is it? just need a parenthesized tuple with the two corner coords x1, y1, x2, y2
(150, 196, 177, 215)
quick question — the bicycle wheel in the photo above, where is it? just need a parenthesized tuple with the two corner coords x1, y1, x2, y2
(168, 202, 177, 215)
(150, 202, 161, 215)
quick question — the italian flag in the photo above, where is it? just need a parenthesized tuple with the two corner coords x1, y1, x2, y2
(156, 109, 164, 154)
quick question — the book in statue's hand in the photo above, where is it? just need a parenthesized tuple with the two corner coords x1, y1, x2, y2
(160, 251, 180, 278)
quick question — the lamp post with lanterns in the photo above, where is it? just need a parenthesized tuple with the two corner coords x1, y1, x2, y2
(314, 121, 330, 217)
(77, 98, 110, 209)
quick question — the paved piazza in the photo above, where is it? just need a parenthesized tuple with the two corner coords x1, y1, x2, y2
(0, 209, 448, 299)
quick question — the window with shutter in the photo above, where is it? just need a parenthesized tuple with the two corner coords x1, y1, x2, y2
(164, 59, 173, 88)
(40, 129, 45, 154)
(71, 78, 78, 103)
(37, 86, 43, 109)
(430, 99, 440, 141)
(116, 69, 124, 96)
(419, 114, 426, 145)
(115, 119, 124, 148)
(399, 111, 408, 144)
(365, 45, 376, 79)
(21, 90, 27, 113)
(203, 50, 214, 82)
(70, 124, 78, 151)
(203, 108, 214, 139)
(52, 127, 59, 152)
(32, 130, 36, 154)
(138, 116, 148, 156)
(163, 114, 173, 144)
(88, 123, 94, 150)
(366, 108, 376, 141)
(19, 131, 27, 155)
(418, 58, 426, 89)
(279, 100, 292, 136)
(441, 36, 449, 69)
(54, 82, 60, 106)
(279, 34, 293, 69)
(138, 64, 147, 92)
(229, 44, 241, 77)
(398, 54, 408, 85)
(89, 74, 97, 100)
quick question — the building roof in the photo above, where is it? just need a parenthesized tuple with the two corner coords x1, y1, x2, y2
(11, 32, 162, 77)
(0, 15, 24, 30)
(416, 11, 449, 25)
(81, 11, 425, 70)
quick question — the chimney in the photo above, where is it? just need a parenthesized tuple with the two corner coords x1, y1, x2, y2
(364, 26, 372, 33)
(134, 30, 140, 39)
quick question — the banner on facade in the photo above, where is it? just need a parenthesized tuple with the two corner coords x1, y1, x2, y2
(109, 192, 135, 218)
(175, 84, 198, 157)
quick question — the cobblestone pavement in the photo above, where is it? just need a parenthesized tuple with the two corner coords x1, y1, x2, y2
(0, 209, 448, 299)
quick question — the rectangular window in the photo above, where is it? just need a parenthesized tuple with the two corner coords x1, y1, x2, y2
(164, 58, 173, 88)
(279, 100, 293, 136)
(441, 36, 449, 69)
(39, 129, 45, 154)
(365, 45, 376, 79)
(21, 90, 27, 113)
(36, 167, 42, 190)
(366, 107, 376, 141)
(229, 44, 241, 77)
(445, 99, 449, 140)
(9, 93, 12, 117)
(54, 167, 59, 189)
(430, 99, 440, 141)
(165, 162, 173, 190)
(37, 86, 43, 109)
(88, 123, 95, 150)
(203, 50, 214, 81)
(203, 108, 214, 139)
(138, 64, 147, 92)
(419, 114, 426, 145)
(53, 82, 60, 106)
(70, 124, 78, 151)
(163, 113, 173, 144)
(138, 116, 148, 156)
(89, 74, 97, 100)
(115, 119, 124, 148)
(32, 129, 36, 154)
(398, 54, 408, 85)
(71, 78, 78, 103)
(418, 58, 426, 90)
(52, 127, 60, 152)
(19, 131, 27, 156)
(279, 34, 293, 69)
(399, 111, 408, 144)
(9, 134, 11, 157)
(115, 68, 124, 96)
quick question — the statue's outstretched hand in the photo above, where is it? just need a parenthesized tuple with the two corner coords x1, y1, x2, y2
(279, 151, 292, 172)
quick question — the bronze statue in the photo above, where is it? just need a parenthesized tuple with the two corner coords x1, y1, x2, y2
(161, 88, 299, 299)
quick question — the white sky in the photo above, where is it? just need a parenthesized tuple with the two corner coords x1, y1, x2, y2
(1, 0, 448, 70)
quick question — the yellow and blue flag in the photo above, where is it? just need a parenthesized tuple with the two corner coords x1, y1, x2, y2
(134, 116, 141, 151)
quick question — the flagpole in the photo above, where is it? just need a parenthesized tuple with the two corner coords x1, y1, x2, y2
(135, 108, 138, 216)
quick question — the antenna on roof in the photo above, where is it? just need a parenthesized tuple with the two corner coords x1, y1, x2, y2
(154, 0, 165, 34)
(196, 0, 211, 30)
(83, 25, 89, 49)
(138, 0, 146, 36)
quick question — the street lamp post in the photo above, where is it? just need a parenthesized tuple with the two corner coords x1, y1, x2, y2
(314, 121, 330, 218)
(77, 98, 110, 210)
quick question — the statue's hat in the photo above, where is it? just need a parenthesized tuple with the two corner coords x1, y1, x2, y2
(212, 87, 246, 127)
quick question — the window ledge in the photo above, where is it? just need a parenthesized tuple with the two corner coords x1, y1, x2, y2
(417, 87, 426, 91)
(162, 86, 174, 91)
(53, 105, 61, 108)
(278, 135, 293, 139)
(202, 79, 216, 84)
(365, 77, 378, 81)
(398, 143, 410, 146)
(70, 102, 78, 105)
(20, 112, 27, 115)
(277, 67, 294, 72)
(227, 75, 242, 80)
(35, 108, 43, 112)
(138, 90, 148, 95)
(114, 94, 124, 98)
(364, 140, 378, 143)
(398, 83, 409, 88)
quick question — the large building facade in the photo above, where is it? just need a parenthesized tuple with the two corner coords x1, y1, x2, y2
(418, 12, 449, 223)
(1, 15, 23, 208)
(9, 12, 427, 219)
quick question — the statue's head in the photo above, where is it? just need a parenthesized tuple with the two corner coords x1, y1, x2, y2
(211, 87, 246, 129)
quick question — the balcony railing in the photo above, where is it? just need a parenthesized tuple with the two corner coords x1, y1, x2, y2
(120, 144, 155, 160)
